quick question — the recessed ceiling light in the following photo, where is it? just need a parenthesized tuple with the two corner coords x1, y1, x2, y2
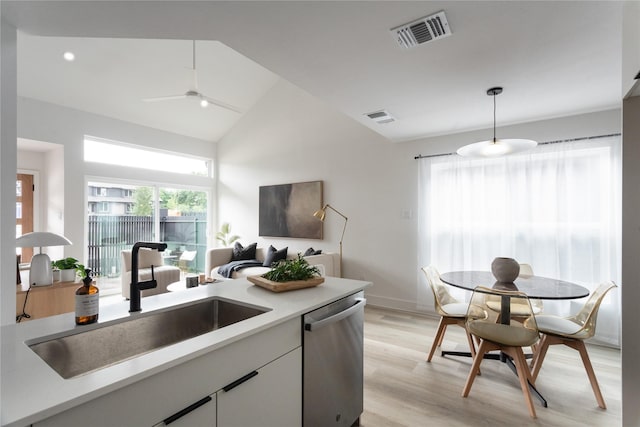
(63, 51, 75, 62)
(200, 99, 209, 108)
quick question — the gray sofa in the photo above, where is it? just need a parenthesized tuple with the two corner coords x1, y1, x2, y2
(204, 246, 340, 279)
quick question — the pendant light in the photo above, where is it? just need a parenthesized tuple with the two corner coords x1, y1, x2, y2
(456, 87, 537, 157)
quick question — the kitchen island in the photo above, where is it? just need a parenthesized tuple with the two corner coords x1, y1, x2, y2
(1, 276, 369, 427)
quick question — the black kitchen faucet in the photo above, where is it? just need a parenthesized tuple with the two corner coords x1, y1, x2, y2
(129, 241, 168, 312)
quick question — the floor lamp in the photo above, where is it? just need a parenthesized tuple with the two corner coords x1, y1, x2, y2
(16, 232, 72, 286)
(313, 204, 348, 278)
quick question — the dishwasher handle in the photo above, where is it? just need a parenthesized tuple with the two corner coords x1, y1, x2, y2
(305, 298, 366, 332)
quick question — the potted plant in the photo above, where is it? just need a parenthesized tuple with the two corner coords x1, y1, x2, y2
(216, 222, 240, 247)
(51, 257, 84, 282)
(248, 255, 323, 292)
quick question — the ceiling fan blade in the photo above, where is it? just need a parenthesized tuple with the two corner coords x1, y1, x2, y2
(142, 94, 188, 102)
(201, 94, 244, 114)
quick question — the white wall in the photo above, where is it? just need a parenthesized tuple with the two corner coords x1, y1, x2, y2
(0, 18, 17, 325)
(218, 79, 622, 313)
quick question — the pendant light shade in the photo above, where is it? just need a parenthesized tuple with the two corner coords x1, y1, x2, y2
(457, 87, 537, 158)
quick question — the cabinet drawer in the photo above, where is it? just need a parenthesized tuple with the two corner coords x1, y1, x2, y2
(217, 347, 301, 427)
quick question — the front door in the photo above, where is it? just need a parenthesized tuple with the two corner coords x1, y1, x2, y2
(16, 174, 34, 262)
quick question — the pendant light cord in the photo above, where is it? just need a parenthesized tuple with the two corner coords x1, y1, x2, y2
(192, 40, 196, 70)
(492, 91, 497, 144)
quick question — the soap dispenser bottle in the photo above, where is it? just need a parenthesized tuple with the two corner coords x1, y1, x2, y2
(75, 268, 99, 325)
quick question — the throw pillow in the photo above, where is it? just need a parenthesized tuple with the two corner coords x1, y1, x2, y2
(304, 247, 323, 256)
(263, 245, 288, 267)
(232, 242, 257, 261)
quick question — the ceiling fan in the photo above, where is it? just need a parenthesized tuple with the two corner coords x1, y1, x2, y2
(143, 40, 243, 113)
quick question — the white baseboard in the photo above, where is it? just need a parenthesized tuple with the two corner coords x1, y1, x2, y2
(364, 293, 436, 317)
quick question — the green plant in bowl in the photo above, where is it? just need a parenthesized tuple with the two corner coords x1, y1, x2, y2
(262, 255, 320, 282)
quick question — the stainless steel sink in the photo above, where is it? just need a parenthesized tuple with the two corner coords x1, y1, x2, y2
(28, 297, 270, 379)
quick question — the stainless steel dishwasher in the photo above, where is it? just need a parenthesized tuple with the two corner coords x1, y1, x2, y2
(303, 291, 366, 427)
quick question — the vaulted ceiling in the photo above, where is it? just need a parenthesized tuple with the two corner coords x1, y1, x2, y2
(5, 1, 625, 143)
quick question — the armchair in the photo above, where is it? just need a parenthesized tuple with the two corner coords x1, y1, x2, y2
(120, 249, 180, 299)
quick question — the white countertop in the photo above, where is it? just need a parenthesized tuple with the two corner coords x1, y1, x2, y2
(1, 276, 369, 427)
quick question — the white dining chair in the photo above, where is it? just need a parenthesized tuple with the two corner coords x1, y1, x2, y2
(530, 281, 617, 409)
(421, 266, 476, 362)
(462, 286, 540, 418)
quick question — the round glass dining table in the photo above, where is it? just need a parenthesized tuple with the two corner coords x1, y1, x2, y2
(440, 271, 590, 300)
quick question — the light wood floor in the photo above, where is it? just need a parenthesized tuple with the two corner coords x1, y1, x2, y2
(360, 306, 621, 426)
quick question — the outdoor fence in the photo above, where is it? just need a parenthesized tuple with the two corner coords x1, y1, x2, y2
(87, 212, 207, 277)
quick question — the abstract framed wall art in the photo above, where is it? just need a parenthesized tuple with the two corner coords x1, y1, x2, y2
(259, 181, 323, 239)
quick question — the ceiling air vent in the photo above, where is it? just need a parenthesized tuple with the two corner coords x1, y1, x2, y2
(365, 110, 395, 124)
(391, 11, 452, 49)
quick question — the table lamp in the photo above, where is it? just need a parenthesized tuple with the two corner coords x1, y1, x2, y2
(313, 204, 348, 278)
(16, 232, 72, 286)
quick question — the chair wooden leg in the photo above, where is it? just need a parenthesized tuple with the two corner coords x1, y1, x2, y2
(504, 346, 537, 418)
(465, 331, 477, 358)
(427, 317, 447, 362)
(532, 334, 607, 409)
(436, 323, 448, 347)
(569, 340, 607, 409)
(462, 340, 499, 397)
(464, 331, 481, 376)
(530, 334, 552, 383)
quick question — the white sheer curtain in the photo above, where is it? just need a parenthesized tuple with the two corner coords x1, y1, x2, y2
(417, 136, 621, 346)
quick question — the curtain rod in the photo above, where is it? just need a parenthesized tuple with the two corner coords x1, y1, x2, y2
(413, 133, 621, 160)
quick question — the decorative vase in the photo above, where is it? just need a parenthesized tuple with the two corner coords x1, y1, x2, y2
(491, 257, 520, 283)
(60, 268, 76, 282)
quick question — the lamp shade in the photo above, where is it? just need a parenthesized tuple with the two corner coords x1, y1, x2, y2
(16, 231, 72, 248)
(313, 208, 326, 221)
(16, 232, 72, 287)
(457, 87, 537, 158)
(456, 138, 538, 158)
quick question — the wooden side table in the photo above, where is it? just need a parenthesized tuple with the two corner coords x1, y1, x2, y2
(16, 281, 79, 321)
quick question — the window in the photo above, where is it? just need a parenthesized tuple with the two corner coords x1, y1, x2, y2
(98, 202, 109, 213)
(84, 137, 211, 177)
(98, 187, 107, 196)
(86, 180, 209, 291)
(418, 136, 621, 346)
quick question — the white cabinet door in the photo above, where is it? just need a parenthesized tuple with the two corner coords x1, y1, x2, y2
(217, 347, 301, 427)
(152, 394, 216, 427)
